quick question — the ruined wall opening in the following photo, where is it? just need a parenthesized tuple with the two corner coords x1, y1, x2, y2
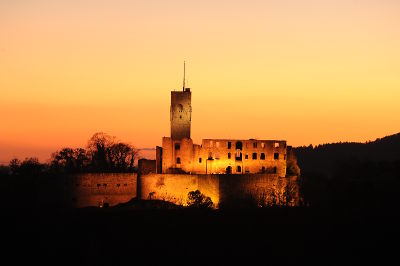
(226, 166, 232, 174)
(235, 141, 243, 150)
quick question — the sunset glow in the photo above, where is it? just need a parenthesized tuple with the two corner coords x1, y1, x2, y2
(1, 0, 400, 163)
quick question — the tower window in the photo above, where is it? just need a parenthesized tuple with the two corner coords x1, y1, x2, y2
(274, 153, 279, 160)
(252, 153, 257, 160)
(199, 158, 202, 163)
(177, 157, 181, 164)
(228, 152, 231, 159)
(228, 141, 231, 149)
(175, 143, 180, 150)
(260, 153, 265, 160)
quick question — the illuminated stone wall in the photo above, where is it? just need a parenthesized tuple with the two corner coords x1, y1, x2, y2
(161, 138, 287, 177)
(139, 173, 299, 208)
(64, 173, 137, 208)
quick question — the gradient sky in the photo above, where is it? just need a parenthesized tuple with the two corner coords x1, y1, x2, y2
(1, 0, 400, 163)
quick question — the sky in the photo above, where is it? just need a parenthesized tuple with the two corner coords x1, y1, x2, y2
(1, 0, 400, 163)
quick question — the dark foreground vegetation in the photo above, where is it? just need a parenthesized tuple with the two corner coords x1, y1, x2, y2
(3, 203, 400, 265)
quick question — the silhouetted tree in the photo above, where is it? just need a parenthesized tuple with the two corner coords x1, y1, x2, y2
(9, 158, 21, 175)
(87, 132, 138, 172)
(19, 157, 43, 176)
(187, 190, 213, 209)
(109, 142, 138, 172)
(87, 132, 115, 172)
(51, 148, 89, 173)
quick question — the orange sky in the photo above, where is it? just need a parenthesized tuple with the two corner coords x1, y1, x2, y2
(1, 0, 400, 163)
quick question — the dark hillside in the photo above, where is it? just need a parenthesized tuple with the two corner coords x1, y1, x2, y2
(294, 133, 400, 208)
(294, 132, 400, 177)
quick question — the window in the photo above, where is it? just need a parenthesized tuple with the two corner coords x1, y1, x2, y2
(177, 157, 181, 164)
(175, 143, 180, 150)
(237, 166, 242, 173)
(216, 141, 220, 148)
(103, 183, 107, 187)
(274, 142, 280, 148)
(124, 183, 127, 186)
(228, 141, 231, 149)
(261, 166, 265, 173)
(261, 142, 265, 148)
(245, 154, 249, 159)
(260, 153, 265, 160)
(199, 158, 202, 163)
(228, 152, 231, 159)
(235, 151, 242, 161)
(97, 184, 101, 187)
(253, 142, 257, 148)
(252, 153, 257, 160)
(117, 184, 120, 187)
(235, 141, 243, 150)
(226, 166, 232, 174)
(208, 152, 213, 159)
(273, 167, 277, 173)
(274, 153, 279, 160)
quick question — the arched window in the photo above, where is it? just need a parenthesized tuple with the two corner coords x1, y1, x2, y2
(237, 166, 242, 173)
(176, 157, 181, 164)
(177, 104, 183, 112)
(226, 166, 232, 174)
(235, 141, 243, 150)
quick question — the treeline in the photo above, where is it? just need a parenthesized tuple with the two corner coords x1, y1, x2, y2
(294, 133, 400, 209)
(1, 132, 138, 176)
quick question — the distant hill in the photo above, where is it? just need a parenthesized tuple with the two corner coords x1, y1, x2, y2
(293, 133, 400, 178)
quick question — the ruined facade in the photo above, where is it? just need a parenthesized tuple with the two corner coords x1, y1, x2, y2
(156, 87, 288, 177)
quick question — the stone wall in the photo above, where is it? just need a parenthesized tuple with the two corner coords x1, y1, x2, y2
(62, 173, 137, 208)
(139, 173, 299, 208)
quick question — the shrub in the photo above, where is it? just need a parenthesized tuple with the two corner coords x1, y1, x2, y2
(186, 190, 213, 209)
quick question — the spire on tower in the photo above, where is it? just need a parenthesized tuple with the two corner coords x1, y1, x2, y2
(183, 61, 186, 91)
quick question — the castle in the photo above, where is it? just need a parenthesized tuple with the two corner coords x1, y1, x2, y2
(58, 66, 298, 208)
(155, 76, 288, 177)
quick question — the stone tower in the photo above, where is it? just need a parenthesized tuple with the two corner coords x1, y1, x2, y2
(170, 89, 191, 140)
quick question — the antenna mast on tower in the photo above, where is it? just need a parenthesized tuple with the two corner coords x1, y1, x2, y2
(183, 61, 186, 91)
